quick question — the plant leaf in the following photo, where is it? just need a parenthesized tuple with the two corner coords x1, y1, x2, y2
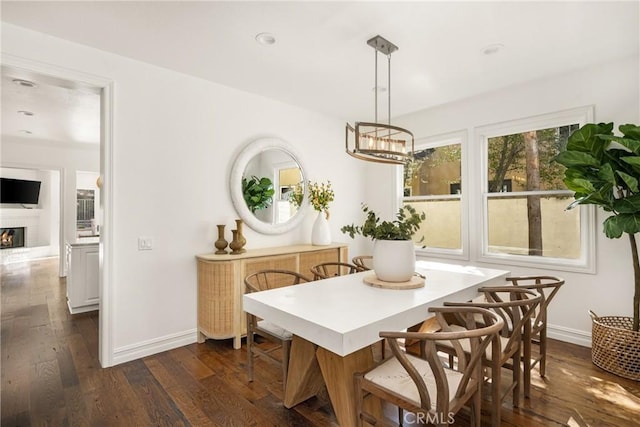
(616, 171, 639, 193)
(563, 177, 596, 194)
(603, 215, 624, 238)
(621, 157, 640, 174)
(574, 184, 614, 209)
(620, 124, 640, 140)
(554, 151, 600, 168)
(606, 213, 640, 237)
(598, 162, 615, 184)
(600, 135, 640, 154)
(566, 122, 612, 158)
(565, 198, 584, 210)
(613, 194, 640, 214)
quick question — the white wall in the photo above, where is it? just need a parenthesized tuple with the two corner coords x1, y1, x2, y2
(2, 23, 367, 365)
(371, 56, 640, 346)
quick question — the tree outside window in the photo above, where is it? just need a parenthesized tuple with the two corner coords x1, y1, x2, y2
(486, 124, 580, 258)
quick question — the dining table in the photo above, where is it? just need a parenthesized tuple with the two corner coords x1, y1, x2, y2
(242, 260, 510, 427)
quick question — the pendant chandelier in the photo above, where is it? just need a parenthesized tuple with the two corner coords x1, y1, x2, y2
(346, 35, 414, 165)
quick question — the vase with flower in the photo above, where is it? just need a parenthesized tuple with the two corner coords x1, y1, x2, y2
(291, 180, 335, 245)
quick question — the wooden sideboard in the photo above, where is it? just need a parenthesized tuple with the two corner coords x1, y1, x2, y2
(196, 243, 348, 349)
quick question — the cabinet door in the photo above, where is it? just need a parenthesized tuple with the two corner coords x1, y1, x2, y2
(84, 248, 99, 302)
(197, 260, 236, 338)
(242, 254, 299, 291)
(67, 244, 99, 313)
(299, 248, 346, 279)
(243, 254, 297, 280)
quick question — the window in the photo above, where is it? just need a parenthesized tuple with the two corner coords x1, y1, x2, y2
(402, 132, 467, 258)
(478, 107, 595, 272)
(397, 107, 595, 272)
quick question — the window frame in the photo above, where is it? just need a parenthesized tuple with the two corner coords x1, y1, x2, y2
(399, 130, 469, 261)
(476, 106, 596, 273)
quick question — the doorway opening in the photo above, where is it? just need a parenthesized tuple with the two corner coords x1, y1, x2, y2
(1, 59, 113, 367)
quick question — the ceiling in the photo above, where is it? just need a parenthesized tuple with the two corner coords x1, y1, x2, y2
(2, 1, 638, 145)
(2, 67, 101, 145)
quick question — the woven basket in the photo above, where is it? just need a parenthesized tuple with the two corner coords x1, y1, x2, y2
(590, 311, 640, 381)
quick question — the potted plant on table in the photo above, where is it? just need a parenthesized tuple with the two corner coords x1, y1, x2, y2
(554, 122, 640, 380)
(341, 204, 425, 282)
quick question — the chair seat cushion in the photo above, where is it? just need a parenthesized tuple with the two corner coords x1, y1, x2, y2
(257, 320, 292, 340)
(364, 352, 464, 409)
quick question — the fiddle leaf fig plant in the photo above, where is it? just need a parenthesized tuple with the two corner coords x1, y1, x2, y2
(341, 204, 425, 241)
(242, 175, 275, 213)
(554, 122, 640, 331)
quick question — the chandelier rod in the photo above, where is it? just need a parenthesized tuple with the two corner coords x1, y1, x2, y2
(388, 52, 391, 137)
(374, 46, 378, 138)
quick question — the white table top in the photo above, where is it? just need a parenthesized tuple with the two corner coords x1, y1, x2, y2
(243, 260, 509, 356)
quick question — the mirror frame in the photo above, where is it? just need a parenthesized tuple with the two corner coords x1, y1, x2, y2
(230, 137, 309, 235)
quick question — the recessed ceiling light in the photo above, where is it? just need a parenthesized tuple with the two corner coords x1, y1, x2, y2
(13, 79, 38, 88)
(17, 110, 34, 116)
(482, 43, 504, 56)
(255, 32, 276, 46)
(19, 130, 33, 134)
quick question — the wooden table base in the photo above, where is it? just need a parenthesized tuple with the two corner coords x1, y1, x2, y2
(284, 336, 325, 407)
(284, 336, 381, 427)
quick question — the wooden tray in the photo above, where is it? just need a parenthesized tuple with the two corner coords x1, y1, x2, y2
(363, 272, 425, 290)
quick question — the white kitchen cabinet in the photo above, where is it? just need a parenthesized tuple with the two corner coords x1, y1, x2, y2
(66, 240, 99, 314)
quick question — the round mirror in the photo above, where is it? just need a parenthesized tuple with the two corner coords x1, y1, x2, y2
(230, 137, 308, 235)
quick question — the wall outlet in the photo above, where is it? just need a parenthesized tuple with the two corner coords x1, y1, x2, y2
(138, 237, 153, 250)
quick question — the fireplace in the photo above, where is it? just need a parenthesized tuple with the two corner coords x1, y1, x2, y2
(1, 227, 25, 249)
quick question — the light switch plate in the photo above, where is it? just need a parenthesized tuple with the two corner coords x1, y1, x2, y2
(138, 237, 153, 250)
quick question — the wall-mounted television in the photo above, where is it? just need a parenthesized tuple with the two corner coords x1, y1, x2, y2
(0, 178, 41, 205)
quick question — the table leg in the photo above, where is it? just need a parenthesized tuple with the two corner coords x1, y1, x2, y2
(316, 346, 381, 427)
(284, 336, 325, 408)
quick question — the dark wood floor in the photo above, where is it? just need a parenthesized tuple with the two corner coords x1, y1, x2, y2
(2, 257, 640, 426)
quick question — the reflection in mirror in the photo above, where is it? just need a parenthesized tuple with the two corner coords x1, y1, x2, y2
(230, 137, 308, 235)
(277, 167, 302, 223)
(242, 149, 303, 225)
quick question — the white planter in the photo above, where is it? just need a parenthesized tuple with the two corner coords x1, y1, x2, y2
(372, 239, 415, 282)
(311, 211, 331, 246)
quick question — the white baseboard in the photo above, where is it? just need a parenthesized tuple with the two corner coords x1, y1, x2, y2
(112, 328, 198, 366)
(548, 323, 591, 348)
(109, 324, 591, 366)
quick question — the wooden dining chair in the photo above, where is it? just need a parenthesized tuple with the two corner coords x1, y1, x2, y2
(439, 287, 541, 427)
(352, 255, 373, 271)
(244, 269, 311, 393)
(505, 275, 564, 377)
(354, 306, 504, 427)
(310, 262, 359, 280)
